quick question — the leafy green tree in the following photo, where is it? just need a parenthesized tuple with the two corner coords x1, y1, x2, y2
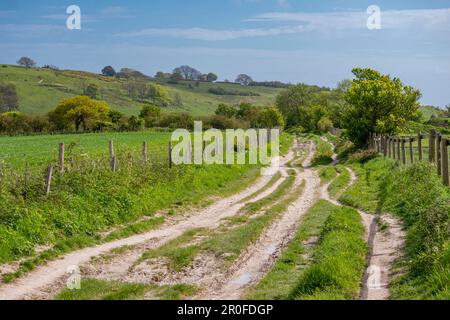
(342, 68, 421, 147)
(257, 107, 285, 128)
(49, 96, 111, 131)
(101, 66, 116, 77)
(109, 110, 124, 124)
(206, 73, 218, 82)
(275, 84, 314, 127)
(235, 74, 253, 86)
(215, 104, 236, 118)
(317, 116, 333, 133)
(146, 83, 171, 107)
(128, 115, 145, 131)
(140, 105, 161, 127)
(17, 57, 36, 68)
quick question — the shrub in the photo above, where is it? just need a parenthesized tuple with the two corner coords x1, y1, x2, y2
(348, 149, 379, 163)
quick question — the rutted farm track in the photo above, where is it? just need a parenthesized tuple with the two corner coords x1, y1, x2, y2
(0, 139, 405, 300)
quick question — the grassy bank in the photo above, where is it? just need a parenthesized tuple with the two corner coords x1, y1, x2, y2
(340, 156, 450, 300)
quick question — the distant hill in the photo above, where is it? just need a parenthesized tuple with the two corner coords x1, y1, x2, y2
(0, 65, 283, 117)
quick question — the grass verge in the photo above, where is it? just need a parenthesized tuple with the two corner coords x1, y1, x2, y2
(290, 204, 367, 300)
(245, 200, 337, 300)
(55, 278, 198, 300)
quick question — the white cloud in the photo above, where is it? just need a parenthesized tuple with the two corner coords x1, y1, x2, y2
(249, 8, 450, 30)
(117, 25, 310, 41)
(118, 8, 450, 41)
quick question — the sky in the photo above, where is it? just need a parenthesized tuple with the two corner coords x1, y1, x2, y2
(1, 0, 450, 107)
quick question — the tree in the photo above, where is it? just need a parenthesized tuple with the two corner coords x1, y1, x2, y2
(275, 84, 314, 127)
(336, 79, 352, 93)
(48, 96, 111, 131)
(342, 68, 421, 147)
(235, 74, 253, 86)
(147, 83, 171, 107)
(173, 66, 202, 80)
(128, 116, 144, 131)
(257, 107, 285, 128)
(109, 110, 124, 124)
(84, 83, 99, 99)
(17, 57, 36, 68)
(170, 71, 183, 81)
(206, 73, 218, 82)
(102, 66, 116, 77)
(139, 105, 161, 127)
(0, 83, 19, 112)
(215, 104, 236, 118)
(317, 116, 333, 133)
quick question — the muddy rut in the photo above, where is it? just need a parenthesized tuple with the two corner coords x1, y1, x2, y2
(0, 146, 297, 300)
(322, 164, 405, 300)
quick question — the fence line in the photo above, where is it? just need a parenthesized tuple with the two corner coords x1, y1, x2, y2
(0, 140, 173, 195)
(369, 130, 450, 186)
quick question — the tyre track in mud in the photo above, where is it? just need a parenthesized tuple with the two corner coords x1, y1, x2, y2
(320, 147, 405, 300)
(196, 142, 320, 300)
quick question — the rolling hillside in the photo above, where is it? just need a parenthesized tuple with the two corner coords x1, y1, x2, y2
(0, 65, 282, 117)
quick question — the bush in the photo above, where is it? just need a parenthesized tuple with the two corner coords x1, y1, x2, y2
(348, 149, 379, 163)
(208, 87, 259, 96)
(157, 113, 194, 130)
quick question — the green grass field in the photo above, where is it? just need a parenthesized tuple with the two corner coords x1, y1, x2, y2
(0, 131, 171, 168)
(0, 65, 282, 117)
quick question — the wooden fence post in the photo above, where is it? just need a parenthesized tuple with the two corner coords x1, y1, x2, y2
(383, 136, 387, 157)
(109, 140, 116, 171)
(58, 143, 65, 173)
(109, 140, 115, 160)
(169, 141, 173, 168)
(111, 156, 117, 172)
(409, 138, 414, 164)
(441, 138, 449, 186)
(387, 137, 391, 158)
(401, 139, 406, 165)
(417, 132, 423, 161)
(436, 133, 442, 176)
(397, 138, 401, 160)
(142, 142, 148, 163)
(391, 137, 394, 158)
(429, 130, 436, 163)
(392, 138, 396, 160)
(45, 164, 53, 195)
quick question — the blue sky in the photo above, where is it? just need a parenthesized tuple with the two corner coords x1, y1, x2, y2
(1, 0, 450, 106)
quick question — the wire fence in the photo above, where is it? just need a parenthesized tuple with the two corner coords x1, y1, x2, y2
(0, 140, 172, 196)
(370, 130, 450, 186)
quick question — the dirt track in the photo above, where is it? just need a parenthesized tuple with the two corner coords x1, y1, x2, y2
(0, 139, 405, 300)
(0, 146, 297, 300)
